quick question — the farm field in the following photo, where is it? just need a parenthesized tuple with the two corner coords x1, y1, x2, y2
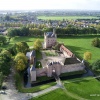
(30, 77, 100, 100)
(37, 16, 98, 20)
(1, 35, 100, 64)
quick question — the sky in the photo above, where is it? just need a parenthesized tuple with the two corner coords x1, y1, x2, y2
(0, 0, 100, 11)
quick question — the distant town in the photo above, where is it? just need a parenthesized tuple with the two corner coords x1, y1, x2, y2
(0, 10, 100, 36)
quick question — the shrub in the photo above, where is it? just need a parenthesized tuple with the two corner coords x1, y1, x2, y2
(14, 73, 22, 90)
(92, 59, 100, 71)
(92, 37, 100, 47)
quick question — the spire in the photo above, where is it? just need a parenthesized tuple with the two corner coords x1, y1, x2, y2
(53, 28, 56, 34)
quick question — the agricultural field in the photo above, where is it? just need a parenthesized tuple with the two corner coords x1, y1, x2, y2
(1, 35, 100, 64)
(30, 77, 100, 100)
(37, 16, 98, 20)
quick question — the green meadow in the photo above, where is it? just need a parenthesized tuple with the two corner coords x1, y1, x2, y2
(37, 16, 98, 20)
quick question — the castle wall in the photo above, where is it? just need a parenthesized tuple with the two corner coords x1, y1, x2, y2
(54, 64, 62, 76)
(61, 63, 85, 73)
(36, 68, 47, 77)
(46, 66, 53, 77)
(35, 63, 85, 78)
(30, 71, 36, 82)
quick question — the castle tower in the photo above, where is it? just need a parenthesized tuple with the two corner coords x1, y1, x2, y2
(44, 28, 57, 48)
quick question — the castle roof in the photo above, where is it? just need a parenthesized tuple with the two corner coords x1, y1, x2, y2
(30, 50, 36, 57)
(46, 32, 56, 38)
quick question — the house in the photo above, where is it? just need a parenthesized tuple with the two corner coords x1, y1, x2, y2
(44, 28, 57, 48)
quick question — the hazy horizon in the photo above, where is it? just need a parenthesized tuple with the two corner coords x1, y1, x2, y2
(0, 0, 100, 11)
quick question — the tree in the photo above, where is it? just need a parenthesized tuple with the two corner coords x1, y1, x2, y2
(0, 50, 12, 75)
(15, 42, 29, 54)
(15, 59, 26, 71)
(33, 39, 42, 50)
(20, 27, 29, 36)
(0, 36, 6, 45)
(92, 37, 100, 47)
(14, 53, 27, 71)
(84, 52, 92, 61)
(7, 28, 18, 38)
(92, 59, 100, 71)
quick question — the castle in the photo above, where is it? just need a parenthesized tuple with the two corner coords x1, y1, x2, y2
(26, 29, 85, 82)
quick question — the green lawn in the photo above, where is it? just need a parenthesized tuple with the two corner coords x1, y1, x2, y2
(37, 16, 98, 20)
(30, 88, 75, 100)
(64, 77, 100, 100)
(58, 36, 100, 64)
(30, 77, 100, 100)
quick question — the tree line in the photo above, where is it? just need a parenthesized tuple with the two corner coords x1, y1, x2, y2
(7, 26, 100, 38)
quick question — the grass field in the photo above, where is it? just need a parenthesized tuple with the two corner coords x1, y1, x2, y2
(58, 36, 100, 64)
(30, 88, 75, 100)
(30, 77, 100, 100)
(37, 16, 98, 20)
(1, 36, 100, 64)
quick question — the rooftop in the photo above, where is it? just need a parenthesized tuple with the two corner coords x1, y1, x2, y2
(46, 32, 56, 38)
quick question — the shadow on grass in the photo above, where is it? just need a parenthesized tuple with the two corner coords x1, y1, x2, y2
(64, 45, 89, 54)
(66, 77, 90, 85)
